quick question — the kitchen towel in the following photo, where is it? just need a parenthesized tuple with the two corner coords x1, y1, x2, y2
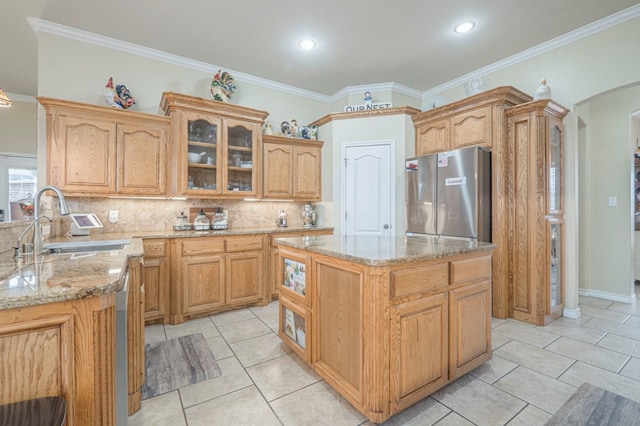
(141, 333, 221, 400)
(545, 382, 640, 425)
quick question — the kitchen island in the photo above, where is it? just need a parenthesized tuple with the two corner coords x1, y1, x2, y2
(0, 239, 144, 425)
(275, 234, 494, 423)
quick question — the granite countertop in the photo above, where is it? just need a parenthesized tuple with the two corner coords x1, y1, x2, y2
(0, 226, 332, 311)
(275, 234, 495, 266)
(0, 238, 143, 311)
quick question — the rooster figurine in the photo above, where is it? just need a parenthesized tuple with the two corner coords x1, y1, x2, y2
(104, 77, 120, 108)
(103, 77, 136, 109)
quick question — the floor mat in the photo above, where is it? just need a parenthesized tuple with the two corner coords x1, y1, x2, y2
(141, 333, 221, 400)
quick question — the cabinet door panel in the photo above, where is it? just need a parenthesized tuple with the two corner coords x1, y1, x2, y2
(416, 119, 449, 156)
(118, 122, 168, 195)
(449, 280, 491, 379)
(451, 106, 491, 149)
(390, 293, 448, 413)
(293, 146, 321, 199)
(263, 143, 294, 198)
(182, 255, 225, 315)
(226, 251, 264, 306)
(143, 257, 169, 323)
(52, 114, 117, 193)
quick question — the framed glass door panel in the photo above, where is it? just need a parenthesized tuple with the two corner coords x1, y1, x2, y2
(548, 124, 562, 214)
(225, 120, 258, 195)
(186, 117, 222, 194)
(549, 221, 562, 308)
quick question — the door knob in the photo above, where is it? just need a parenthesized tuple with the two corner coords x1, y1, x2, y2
(383, 224, 389, 229)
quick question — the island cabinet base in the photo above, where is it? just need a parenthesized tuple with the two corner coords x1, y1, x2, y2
(0, 294, 116, 425)
(277, 246, 493, 423)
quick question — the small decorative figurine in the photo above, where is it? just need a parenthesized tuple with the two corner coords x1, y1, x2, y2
(534, 79, 551, 100)
(264, 120, 273, 135)
(103, 77, 135, 109)
(289, 119, 298, 137)
(280, 121, 290, 136)
(364, 91, 372, 105)
(211, 69, 237, 102)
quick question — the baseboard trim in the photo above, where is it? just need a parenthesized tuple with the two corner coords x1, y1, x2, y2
(579, 288, 636, 304)
(563, 307, 582, 319)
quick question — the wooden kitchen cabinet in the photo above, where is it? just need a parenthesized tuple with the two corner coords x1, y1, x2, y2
(413, 105, 491, 156)
(160, 92, 268, 199)
(263, 135, 323, 200)
(269, 229, 333, 300)
(0, 294, 116, 425)
(142, 239, 170, 324)
(38, 97, 170, 197)
(170, 234, 267, 324)
(506, 99, 568, 325)
(126, 257, 145, 415)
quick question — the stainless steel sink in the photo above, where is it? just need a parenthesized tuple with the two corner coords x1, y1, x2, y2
(42, 239, 131, 254)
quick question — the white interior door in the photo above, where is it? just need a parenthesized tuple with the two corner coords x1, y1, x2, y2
(344, 142, 393, 236)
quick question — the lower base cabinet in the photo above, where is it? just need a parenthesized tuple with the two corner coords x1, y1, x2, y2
(171, 235, 268, 324)
(277, 245, 493, 423)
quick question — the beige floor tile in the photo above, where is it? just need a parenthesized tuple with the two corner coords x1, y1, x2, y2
(546, 315, 592, 327)
(144, 324, 166, 344)
(380, 397, 451, 425)
(433, 411, 475, 425)
(127, 390, 186, 426)
(507, 404, 552, 425)
(266, 320, 279, 333)
(580, 305, 631, 323)
(164, 317, 219, 340)
(493, 340, 574, 378)
(494, 366, 576, 414)
(581, 317, 640, 341)
(270, 381, 366, 426)
(546, 336, 629, 372)
(230, 332, 292, 367)
(470, 354, 518, 384)
(217, 317, 273, 343)
(607, 301, 640, 316)
(246, 353, 321, 401)
(491, 317, 508, 328)
(205, 335, 234, 360)
(179, 356, 252, 408)
(250, 300, 280, 324)
(624, 315, 640, 328)
(185, 386, 281, 426)
(538, 322, 607, 345)
(492, 321, 559, 348)
(210, 307, 258, 326)
(620, 356, 640, 380)
(597, 333, 640, 358)
(559, 361, 640, 403)
(579, 295, 614, 309)
(491, 331, 511, 350)
(431, 375, 526, 426)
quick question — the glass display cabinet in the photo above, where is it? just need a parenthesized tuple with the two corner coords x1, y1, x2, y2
(506, 99, 568, 325)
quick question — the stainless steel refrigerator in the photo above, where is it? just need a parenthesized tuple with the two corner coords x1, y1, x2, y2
(405, 147, 491, 241)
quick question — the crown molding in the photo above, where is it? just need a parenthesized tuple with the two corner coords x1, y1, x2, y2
(5, 93, 36, 103)
(27, 4, 640, 105)
(28, 17, 332, 103)
(422, 4, 640, 100)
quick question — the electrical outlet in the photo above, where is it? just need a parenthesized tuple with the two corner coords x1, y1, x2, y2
(41, 225, 51, 236)
(42, 195, 52, 210)
(109, 210, 118, 223)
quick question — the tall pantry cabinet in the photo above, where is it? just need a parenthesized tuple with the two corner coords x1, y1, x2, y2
(506, 99, 568, 325)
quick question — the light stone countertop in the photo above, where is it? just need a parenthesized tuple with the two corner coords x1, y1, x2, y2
(0, 226, 333, 311)
(275, 234, 495, 266)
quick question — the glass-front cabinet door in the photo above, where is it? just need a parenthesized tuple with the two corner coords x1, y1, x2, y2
(185, 115, 222, 195)
(224, 119, 259, 196)
(548, 124, 562, 214)
(548, 220, 563, 309)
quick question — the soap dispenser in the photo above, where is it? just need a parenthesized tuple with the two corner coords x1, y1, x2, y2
(193, 209, 210, 231)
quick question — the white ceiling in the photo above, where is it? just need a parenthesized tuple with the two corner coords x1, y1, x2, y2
(2, 0, 640, 99)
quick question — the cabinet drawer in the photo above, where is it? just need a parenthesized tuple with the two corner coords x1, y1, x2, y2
(390, 263, 448, 300)
(450, 256, 492, 285)
(143, 240, 167, 257)
(181, 238, 225, 256)
(226, 235, 264, 252)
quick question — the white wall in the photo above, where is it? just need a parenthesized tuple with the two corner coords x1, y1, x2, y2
(0, 99, 37, 154)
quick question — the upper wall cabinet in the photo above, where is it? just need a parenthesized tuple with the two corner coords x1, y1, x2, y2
(262, 135, 323, 200)
(160, 92, 269, 199)
(38, 97, 170, 197)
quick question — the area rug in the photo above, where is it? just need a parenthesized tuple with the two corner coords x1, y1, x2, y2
(141, 333, 221, 400)
(545, 382, 640, 425)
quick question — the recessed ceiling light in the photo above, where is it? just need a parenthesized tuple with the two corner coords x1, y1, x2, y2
(298, 38, 317, 50)
(454, 21, 476, 34)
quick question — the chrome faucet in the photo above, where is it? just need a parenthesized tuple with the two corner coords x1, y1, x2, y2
(14, 215, 51, 258)
(32, 186, 71, 254)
